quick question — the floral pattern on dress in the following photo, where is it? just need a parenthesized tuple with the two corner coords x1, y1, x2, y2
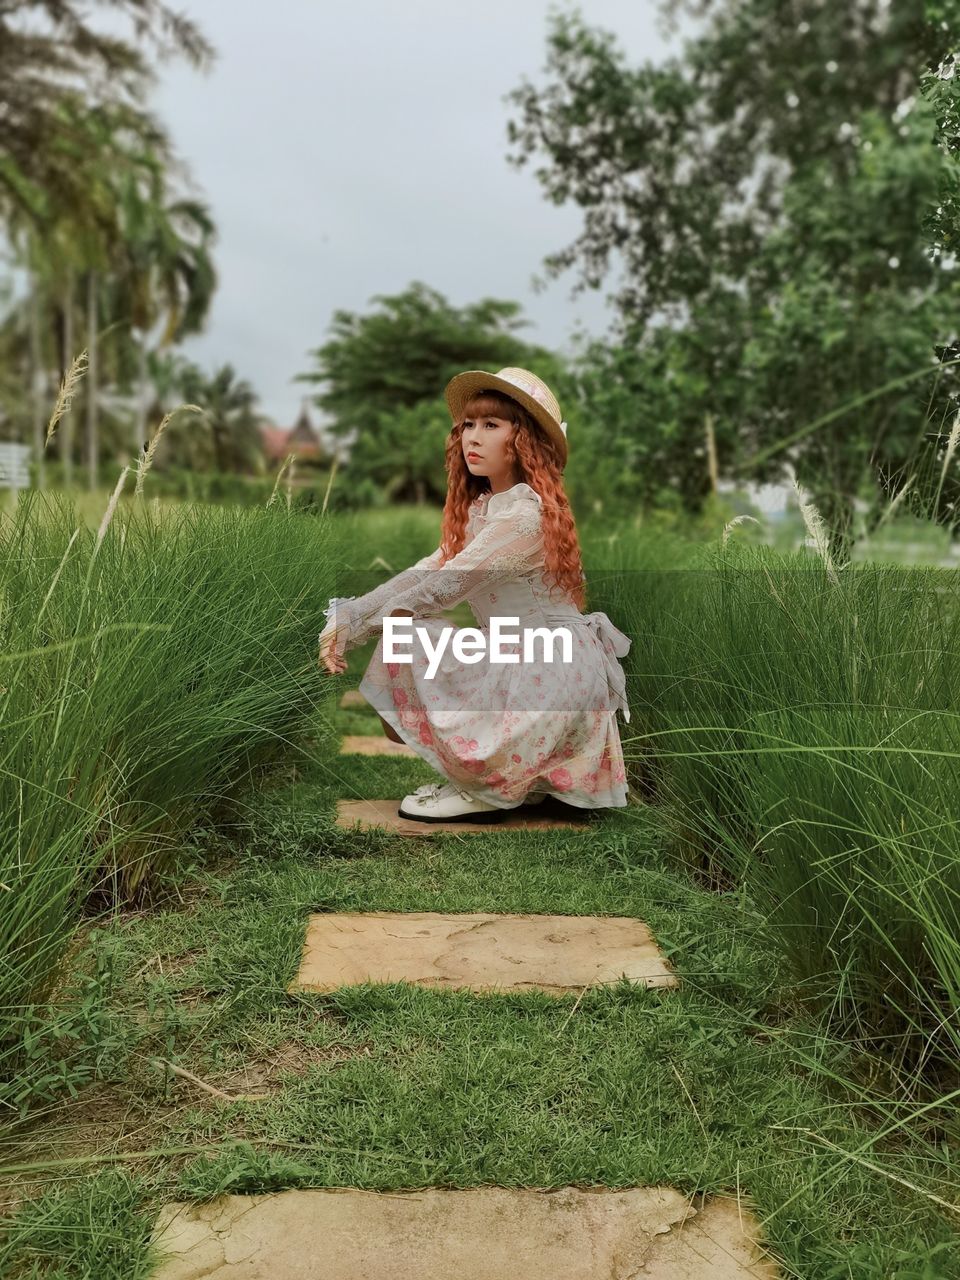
(319, 482, 631, 809)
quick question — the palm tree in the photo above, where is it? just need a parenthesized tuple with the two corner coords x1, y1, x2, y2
(41, 101, 140, 486)
(0, 5, 213, 486)
(0, 2, 214, 485)
(0, 1, 212, 224)
(1, 98, 177, 488)
(176, 362, 263, 474)
(113, 146, 217, 462)
(4, 190, 56, 489)
(71, 103, 178, 489)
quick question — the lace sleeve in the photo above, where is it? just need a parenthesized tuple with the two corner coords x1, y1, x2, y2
(319, 545, 443, 649)
(324, 490, 544, 649)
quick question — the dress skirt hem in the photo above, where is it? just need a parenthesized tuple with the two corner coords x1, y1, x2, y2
(358, 672, 630, 812)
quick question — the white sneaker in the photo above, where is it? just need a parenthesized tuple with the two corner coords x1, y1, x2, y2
(398, 781, 503, 824)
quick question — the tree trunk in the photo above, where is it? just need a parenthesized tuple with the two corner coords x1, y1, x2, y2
(705, 411, 719, 494)
(29, 272, 46, 490)
(86, 270, 99, 492)
(211, 421, 228, 472)
(61, 271, 75, 488)
(134, 338, 149, 463)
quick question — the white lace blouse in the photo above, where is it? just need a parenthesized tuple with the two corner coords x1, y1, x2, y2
(320, 482, 580, 648)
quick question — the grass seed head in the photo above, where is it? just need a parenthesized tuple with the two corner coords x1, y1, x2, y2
(268, 454, 295, 508)
(721, 514, 761, 547)
(792, 476, 841, 586)
(95, 466, 130, 550)
(45, 350, 89, 447)
(135, 405, 204, 497)
(939, 409, 960, 490)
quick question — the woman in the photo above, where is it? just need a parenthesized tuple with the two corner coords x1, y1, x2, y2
(318, 366, 631, 823)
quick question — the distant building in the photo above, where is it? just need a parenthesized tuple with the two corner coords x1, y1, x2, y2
(259, 400, 326, 467)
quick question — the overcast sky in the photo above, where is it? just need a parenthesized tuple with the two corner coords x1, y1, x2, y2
(143, 1, 693, 426)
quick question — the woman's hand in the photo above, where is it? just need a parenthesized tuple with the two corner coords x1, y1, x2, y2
(318, 626, 348, 675)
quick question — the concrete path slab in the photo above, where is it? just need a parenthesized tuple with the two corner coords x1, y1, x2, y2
(340, 736, 416, 758)
(151, 1186, 779, 1278)
(335, 798, 588, 836)
(290, 911, 677, 993)
(338, 690, 367, 709)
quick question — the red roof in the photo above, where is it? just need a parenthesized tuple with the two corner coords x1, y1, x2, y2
(259, 424, 324, 464)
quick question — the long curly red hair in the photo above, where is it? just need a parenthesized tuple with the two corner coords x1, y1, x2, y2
(439, 390, 585, 608)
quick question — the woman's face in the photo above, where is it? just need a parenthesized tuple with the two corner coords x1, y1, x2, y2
(460, 413, 519, 492)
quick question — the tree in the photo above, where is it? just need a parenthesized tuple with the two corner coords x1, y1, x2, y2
(174, 360, 264, 474)
(505, 3, 960, 556)
(562, 313, 750, 520)
(0, 97, 116, 488)
(0, 102, 216, 486)
(37, 99, 149, 487)
(296, 281, 563, 502)
(916, 1, 960, 256)
(113, 145, 217, 461)
(0, 1, 215, 485)
(65, 101, 178, 490)
(0, 0, 212, 227)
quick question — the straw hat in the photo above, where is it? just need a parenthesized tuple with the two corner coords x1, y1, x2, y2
(444, 366, 568, 468)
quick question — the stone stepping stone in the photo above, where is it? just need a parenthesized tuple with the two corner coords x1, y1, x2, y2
(340, 735, 416, 757)
(150, 1185, 779, 1278)
(289, 911, 678, 994)
(338, 689, 367, 709)
(335, 797, 587, 836)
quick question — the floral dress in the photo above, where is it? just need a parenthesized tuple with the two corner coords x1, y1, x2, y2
(320, 482, 631, 809)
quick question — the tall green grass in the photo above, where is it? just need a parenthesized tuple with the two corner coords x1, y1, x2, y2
(594, 527, 960, 1087)
(330, 504, 440, 572)
(0, 485, 338, 1102)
